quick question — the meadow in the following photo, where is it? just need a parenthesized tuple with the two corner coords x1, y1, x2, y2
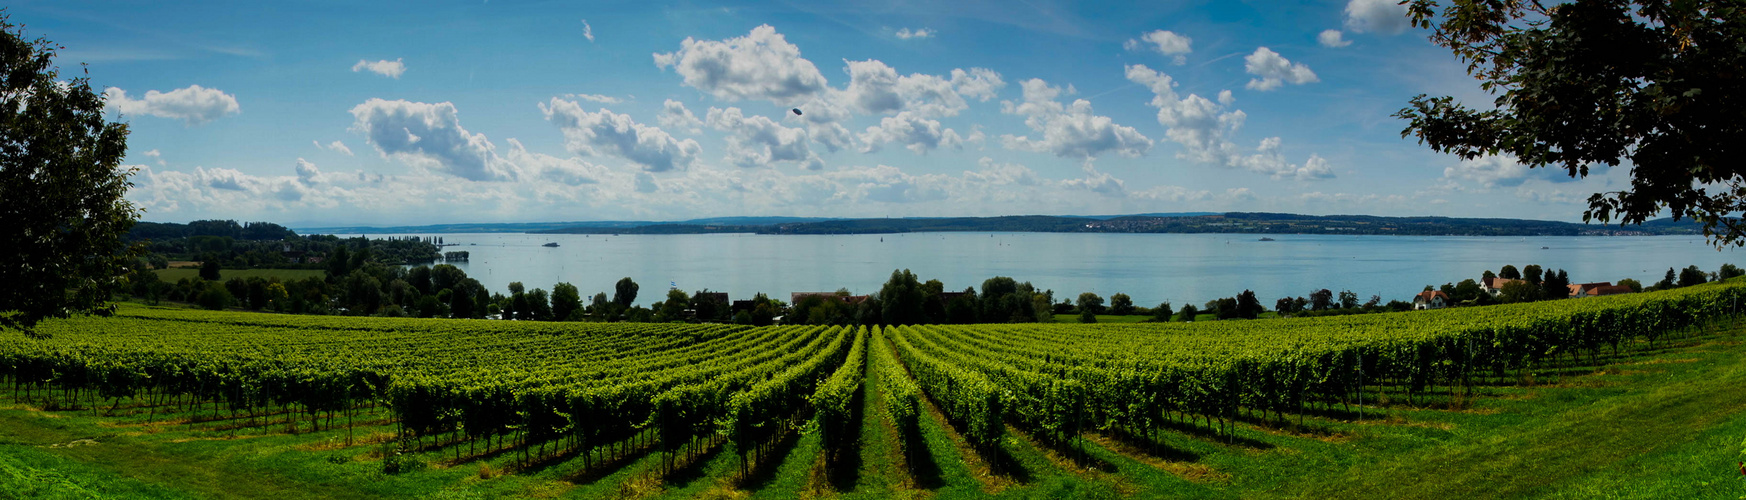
(3, 282, 1746, 498)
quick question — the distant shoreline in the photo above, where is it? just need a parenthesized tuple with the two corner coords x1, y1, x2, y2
(293, 212, 1705, 238)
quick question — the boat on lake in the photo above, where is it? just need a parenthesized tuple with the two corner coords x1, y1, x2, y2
(542, 242, 560, 247)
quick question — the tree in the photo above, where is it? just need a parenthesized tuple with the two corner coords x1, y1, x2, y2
(1498, 280, 1543, 304)
(878, 269, 926, 325)
(1482, 270, 1496, 281)
(1337, 290, 1359, 310)
(1309, 289, 1334, 311)
(1452, 279, 1485, 303)
(551, 282, 582, 321)
(1275, 297, 1299, 317)
(690, 289, 727, 322)
(0, 18, 140, 336)
(197, 282, 231, 310)
(1542, 269, 1571, 299)
(1719, 263, 1744, 281)
(1499, 265, 1520, 280)
(199, 260, 222, 281)
(1108, 293, 1135, 315)
(1678, 265, 1708, 287)
(613, 277, 639, 308)
(1076, 292, 1105, 315)
(527, 288, 553, 321)
(590, 292, 612, 321)
(1654, 267, 1677, 290)
(1176, 303, 1199, 322)
(1522, 265, 1544, 285)
(656, 288, 689, 322)
(1402, 0, 1746, 246)
(1618, 278, 1643, 292)
(1152, 302, 1174, 322)
(1235, 290, 1263, 319)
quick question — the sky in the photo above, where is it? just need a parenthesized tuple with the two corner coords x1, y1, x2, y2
(20, 0, 1623, 226)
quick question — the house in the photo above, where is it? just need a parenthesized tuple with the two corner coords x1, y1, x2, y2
(1413, 290, 1450, 310)
(792, 292, 870, 306)
(731, 300, 758, 313)
(1482, 276, 1524, 295)
(1569, 282, 1634, 298)
(693, 292, 728, 305)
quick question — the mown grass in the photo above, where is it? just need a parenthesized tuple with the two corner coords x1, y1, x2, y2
(4, 321, 1746, 498)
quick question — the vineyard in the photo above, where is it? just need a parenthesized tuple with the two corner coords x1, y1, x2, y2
(5, 280, 1746, 498)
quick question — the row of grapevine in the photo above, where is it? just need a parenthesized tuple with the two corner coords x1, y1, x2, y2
(810, 327, 868, 465)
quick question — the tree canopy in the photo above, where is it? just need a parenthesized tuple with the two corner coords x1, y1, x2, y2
(1400, 0, 1746, 246)
(0, 18, 138, 336)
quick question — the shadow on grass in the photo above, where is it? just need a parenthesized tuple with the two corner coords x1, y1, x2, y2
(898, 422, 945, 489)
(1157, 417, 1275, 450)
(662, 437, 726, 489)
(564, 440, 659, 484)
(827, 395, 866, 492)
(736, 423, 805, 491)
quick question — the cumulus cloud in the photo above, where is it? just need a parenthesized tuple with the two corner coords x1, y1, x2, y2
(1446, 155, 1522, 187)
(506, 138, 609, 186)
(352, 58, 406, 78)
(348, 98, 519, 181)
(582, 19, 595, 42)
(1126, 64, 1331, 180)
(658, 99, 705, 134)
(543, 98, 702, 172)
(653, 25, 829, 105)
(314, 140, 354, 156)
(139, 149, 165, 166)
(1318, 29, 1352, 48)
(1344, 0, 1411, 35)
(1124, 30, 1193, 65)
(840, 59, 977, 117)
(706, 106, 824, 170)
(104, 85, 240, 125)
(998, 78, 1152, 160)
(1243, 48, 1318, 91)
(895, 27, 934, 39)
(858, 112, 968, 154)
(950, 68, 1005, 102)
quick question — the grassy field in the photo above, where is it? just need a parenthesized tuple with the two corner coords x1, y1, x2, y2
(152, 268, 325, 282)
(4, 315, 1745, 498)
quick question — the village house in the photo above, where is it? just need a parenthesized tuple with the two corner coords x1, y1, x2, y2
(1413, 290, 1450, 310)
(1482, 276, 1524, 295)
(1567, 282, 1634, 298)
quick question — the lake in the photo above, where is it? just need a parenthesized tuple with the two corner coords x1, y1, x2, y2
(342, 232, 1743, 308)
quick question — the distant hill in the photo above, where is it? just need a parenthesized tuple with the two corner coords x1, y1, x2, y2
(527, 213, 1709, 237)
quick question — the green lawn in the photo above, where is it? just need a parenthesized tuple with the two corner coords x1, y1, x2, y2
(153, 268, 325, 282)
(5, 320, 1746, 498)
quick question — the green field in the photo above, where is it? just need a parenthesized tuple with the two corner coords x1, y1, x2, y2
(4, 284, 1746, 498)
(152, 268, 326, 282)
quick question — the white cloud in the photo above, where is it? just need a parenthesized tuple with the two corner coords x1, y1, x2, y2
(950, 68, 1005, 102)
(895, 28, 934, 39)
(653, 25, 829, 105)
(566, 93, 623, 104)
(582, 19, 595, 42)
(1124, 30, 1193, 65)
(1344, 0, 1411, 35)
(1126, 64, 1331, 180)
(506, 139, 609, 186)
(658, 99, 705, 134)
(998, 78, 1152, 160)
(840, 59, 973, 117)
(1318, 29, 1352, 48)
(1445, 155, 1532, 187)
(104, 85, 240, 125)
(542, 98, 702, 172)
(352, 58, 406, 79)
(858, 111, 967, 154)
(706, 106, 824, 170)
(348, 98, 519, 181)
(1243, 47, 1318, 91)
(138, 149, 165, 166)
(313, 140, 354, 156)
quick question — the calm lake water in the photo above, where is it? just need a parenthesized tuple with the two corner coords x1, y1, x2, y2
(344, 232, 1743, 308)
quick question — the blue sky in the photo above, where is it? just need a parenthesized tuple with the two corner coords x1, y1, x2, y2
(22, 0, 1618, 226)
